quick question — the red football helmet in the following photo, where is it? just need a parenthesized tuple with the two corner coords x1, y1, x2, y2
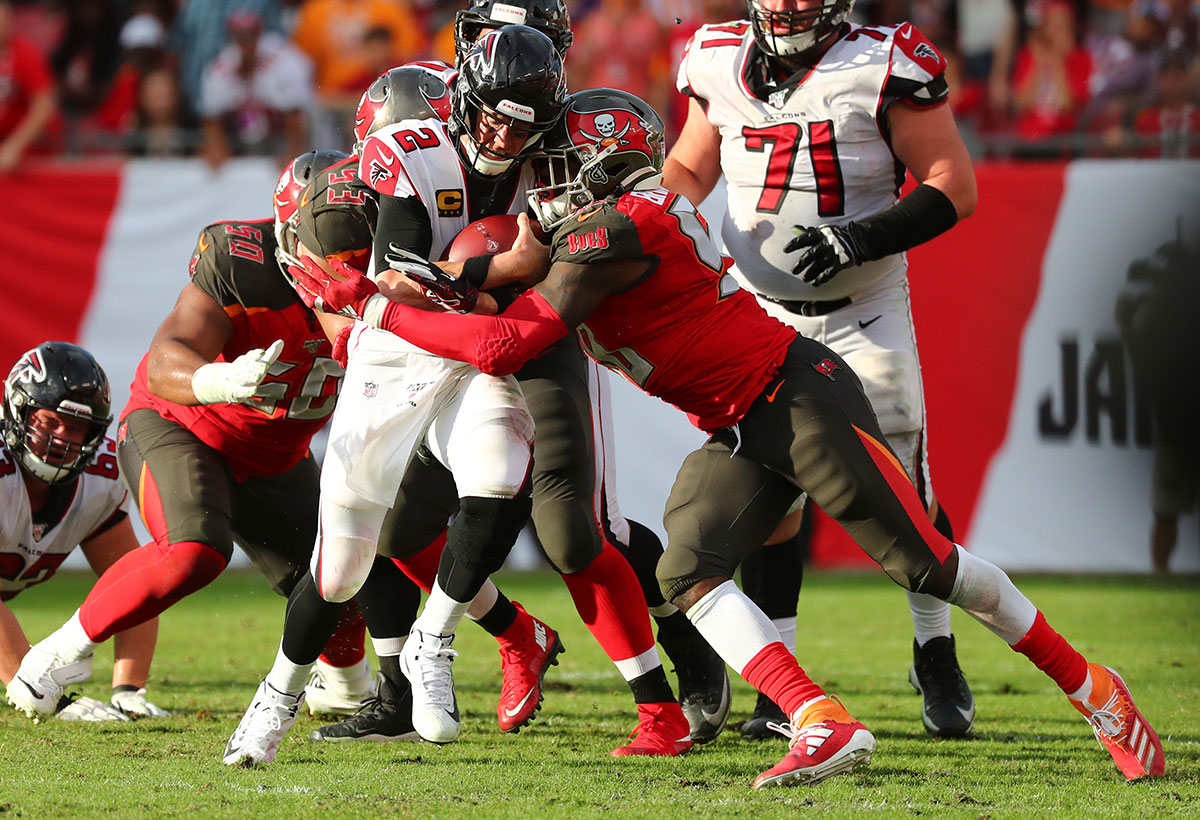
(527, 88, 664, 231)
(273, 150, 349, 269)
(352, 66, 454, 154)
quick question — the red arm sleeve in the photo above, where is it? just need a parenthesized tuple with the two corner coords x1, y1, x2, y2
(378, 289, 570, 376)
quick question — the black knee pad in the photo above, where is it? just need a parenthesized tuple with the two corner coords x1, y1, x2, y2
(531, 497, 601, 575)
(439, 495, 532, 600)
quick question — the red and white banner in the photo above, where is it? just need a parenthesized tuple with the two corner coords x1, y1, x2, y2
(2, 158, 1196, 572)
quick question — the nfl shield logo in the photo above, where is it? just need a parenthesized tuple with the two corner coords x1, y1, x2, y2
(363, 381, 378, 398)
(32, 523, 47, 541)
(769, 89, 788, 108)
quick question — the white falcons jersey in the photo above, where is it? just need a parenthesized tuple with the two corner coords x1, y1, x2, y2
(0, 437, 128, 601)
(358, 118, 535, 261)
(678, 21, 949, 302)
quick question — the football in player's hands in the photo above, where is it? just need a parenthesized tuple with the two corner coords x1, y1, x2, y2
(443, 214, 522, 262)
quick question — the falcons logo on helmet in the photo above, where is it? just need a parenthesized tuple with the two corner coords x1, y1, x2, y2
(9, 350, 47, 385)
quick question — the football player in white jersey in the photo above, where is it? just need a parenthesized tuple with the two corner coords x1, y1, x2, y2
(223, 26, 566, 765)
(2, 343, 168, 722)
(663, 0, 979, 737)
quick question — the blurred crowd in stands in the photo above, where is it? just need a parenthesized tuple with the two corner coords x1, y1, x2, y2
(0, 0, 1195, 171)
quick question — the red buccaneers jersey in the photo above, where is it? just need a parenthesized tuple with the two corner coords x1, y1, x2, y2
(550, 189, 795, 432)
(124, 219, 343, 480)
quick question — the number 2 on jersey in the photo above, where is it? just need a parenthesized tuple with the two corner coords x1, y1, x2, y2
(742, 121, 845, 216)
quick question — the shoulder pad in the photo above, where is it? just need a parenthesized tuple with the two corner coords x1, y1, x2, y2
(297, 156, 379, 258)
(888, 23, 947, 85)
(550, 202, 643, 265)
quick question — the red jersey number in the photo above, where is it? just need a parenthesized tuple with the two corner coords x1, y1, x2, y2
(742, 121, 846, 216)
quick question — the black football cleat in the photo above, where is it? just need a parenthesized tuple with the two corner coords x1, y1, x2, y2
(309, 674, 422, 743)
(741, 690, 788, 740)
(908, 635, 975, 737)
(656, 612, 731, 744)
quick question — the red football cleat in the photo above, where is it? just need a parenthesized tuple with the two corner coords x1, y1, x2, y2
(611, 701, 693, 757)
(1069, 664, 1165, 779)
(752, 696, 875, 789)
(496, 602, 564, 733)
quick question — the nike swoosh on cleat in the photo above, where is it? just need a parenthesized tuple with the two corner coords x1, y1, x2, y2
(858, 315, 882, 329)
(16, 679, 44, 701)
(504, 689, 536, 717)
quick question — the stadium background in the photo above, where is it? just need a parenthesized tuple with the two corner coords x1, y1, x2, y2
(1, 157, 1196, 574)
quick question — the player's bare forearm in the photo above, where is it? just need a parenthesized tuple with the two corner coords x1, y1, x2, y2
(0, 600, 31, 685)
(534, 258, 649, 329)
(111, 619, 158, 689)
(663, 98, 722, 206)
(82, 519, 158, 688)
(147, 284, 236, 404)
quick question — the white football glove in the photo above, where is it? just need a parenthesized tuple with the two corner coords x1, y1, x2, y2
(57, 695, 131, 722)
(191, 339, 285, 404)
(111, 687, 171, 718)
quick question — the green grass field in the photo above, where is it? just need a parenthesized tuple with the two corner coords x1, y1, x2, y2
(1, 570, 1197, 819)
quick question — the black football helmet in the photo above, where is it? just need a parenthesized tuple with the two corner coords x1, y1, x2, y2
(527, 88, 664, 231)
(352, 66, 454, 154)
(2, 342, 112, 484)
(453, 0, 572, 64)
(274, 149, 351, 271)
(747, 0, 854, 60)
(450, 25, 566, 178)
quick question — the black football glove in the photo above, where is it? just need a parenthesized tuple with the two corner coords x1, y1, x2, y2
(784, 225, 862, 287)
(385, 244, 479, 314)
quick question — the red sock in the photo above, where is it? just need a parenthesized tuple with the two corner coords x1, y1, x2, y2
(1011, 611, 1089, 694)
(561, 543, 654, 663)
(79, 540, 227, 642)
(391, 528, 448, 594)
(318, 599, 366, 668)
(742, 642, 826, 720)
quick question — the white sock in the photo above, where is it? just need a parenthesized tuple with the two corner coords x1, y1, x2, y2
(772, 616, 797, 655)
(414, 579, 471, 637)
(265, 642, 313, 695)
(314, 656, 370, 690)
(48, 610, 96, 661)
(685, 580, 781, 676)
(465, 579, 499, 622)
(907, 591, 952, 646)
(947, 546, 1037, 645)
(372, 635, 406, 657)
(613, 645, 663, 681)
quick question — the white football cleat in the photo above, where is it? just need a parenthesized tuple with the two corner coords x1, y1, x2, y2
(7, 643, 95, 722)
(57, 695, 131, 722)
(399, 628, 460, 744)
(223, 681, 305, 766)
(305, 657, 375, 717)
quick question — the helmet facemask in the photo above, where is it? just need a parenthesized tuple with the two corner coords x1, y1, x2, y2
(747, 0, 853, 60)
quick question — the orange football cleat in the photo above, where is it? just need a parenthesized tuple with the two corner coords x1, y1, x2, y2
(752, 696, 875, 789)
(611, 701, 693, 757)
(1069, 664, 1164, 779)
